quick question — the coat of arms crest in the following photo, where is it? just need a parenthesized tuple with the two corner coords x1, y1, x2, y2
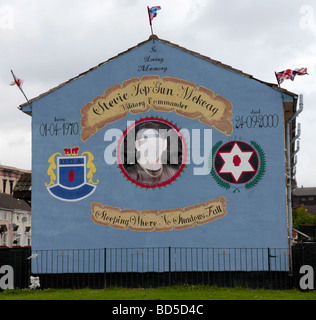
(45, 146, 99, 201)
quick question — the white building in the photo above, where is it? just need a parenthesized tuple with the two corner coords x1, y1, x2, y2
(0, 166, 31, 247)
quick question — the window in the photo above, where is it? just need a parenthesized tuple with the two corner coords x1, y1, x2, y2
(2, 179, 7, 193)
(9, 180, 14, 195)
(4, 211, 8, 221)
(3, 233, 8, 246)
(13, 234, 20, 246)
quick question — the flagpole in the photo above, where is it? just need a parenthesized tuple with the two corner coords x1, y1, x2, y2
(10, 70, 31, 105)
(275, 72, 284, 99)
(147, 6, 154, 35)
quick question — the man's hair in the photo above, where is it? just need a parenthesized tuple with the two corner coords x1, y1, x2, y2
(122, 120, 183, 166)
(135, 121, 169, 140)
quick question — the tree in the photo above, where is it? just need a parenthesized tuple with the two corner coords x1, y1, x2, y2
(292, 205, 316, 229)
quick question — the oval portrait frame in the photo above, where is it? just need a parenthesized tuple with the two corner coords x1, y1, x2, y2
(117, 117, 188, 189)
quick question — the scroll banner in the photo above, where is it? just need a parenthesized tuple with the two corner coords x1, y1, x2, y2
(91, 196, 227, 232)
(80, 75, 233, 142)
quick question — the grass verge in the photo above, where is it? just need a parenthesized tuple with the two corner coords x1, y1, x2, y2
(0, 285, 315, 300)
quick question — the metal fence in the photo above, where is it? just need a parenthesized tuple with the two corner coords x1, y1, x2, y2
(29, 247, 292, 289)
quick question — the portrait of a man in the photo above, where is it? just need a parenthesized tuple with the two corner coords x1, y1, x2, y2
(120, 119, 184, 186)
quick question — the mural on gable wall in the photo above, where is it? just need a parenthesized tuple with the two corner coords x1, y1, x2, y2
(28, 38, 292, 251)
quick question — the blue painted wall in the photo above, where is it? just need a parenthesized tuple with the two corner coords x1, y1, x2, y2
(28, 38, 292, 253)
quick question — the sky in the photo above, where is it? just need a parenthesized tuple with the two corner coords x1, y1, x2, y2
(0, 0, 315, 187)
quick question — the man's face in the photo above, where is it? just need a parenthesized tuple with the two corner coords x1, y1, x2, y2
(135, 128, 167, 164)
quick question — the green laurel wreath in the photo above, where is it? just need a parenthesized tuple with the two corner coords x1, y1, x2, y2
(245, 141, 266, 190)
(210, 140, 266, 191)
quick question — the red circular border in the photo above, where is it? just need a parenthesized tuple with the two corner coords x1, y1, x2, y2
(117, 117, 188, 189)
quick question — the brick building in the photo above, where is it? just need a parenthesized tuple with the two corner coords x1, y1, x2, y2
(0, 165, 30, 195)
(293, 187, 316, 216)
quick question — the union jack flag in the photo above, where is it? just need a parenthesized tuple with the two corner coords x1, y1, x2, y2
(275, 68, 308, 85)
(148, 6, 161, 24)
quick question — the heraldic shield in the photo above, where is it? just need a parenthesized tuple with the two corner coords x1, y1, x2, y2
(45, 147, 98, 201)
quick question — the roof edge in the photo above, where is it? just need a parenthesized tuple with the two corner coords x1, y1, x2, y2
(19, 34, 298, 112)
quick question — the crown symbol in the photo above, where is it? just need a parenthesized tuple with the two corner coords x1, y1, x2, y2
(63, 145, 79, 156)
